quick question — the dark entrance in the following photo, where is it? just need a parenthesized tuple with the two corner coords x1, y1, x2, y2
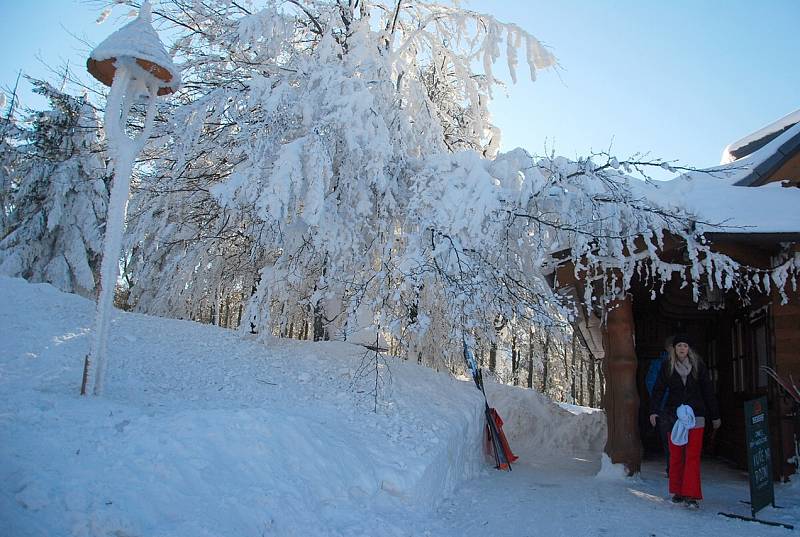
(629, 276, 785, 477)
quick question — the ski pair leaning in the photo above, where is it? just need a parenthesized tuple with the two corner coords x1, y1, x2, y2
(463, 341, 515, 470)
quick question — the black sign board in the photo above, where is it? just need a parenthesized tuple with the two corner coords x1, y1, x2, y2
(744, 396, 774, 517)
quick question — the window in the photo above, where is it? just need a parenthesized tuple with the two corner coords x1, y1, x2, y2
(730, 309, 772, 394)
(751, 319, 769, 390)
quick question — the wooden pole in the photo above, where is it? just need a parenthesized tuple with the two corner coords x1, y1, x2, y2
(603, 295, 642, 474)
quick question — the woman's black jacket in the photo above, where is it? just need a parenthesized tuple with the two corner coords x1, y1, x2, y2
(650, 359, 720, 426)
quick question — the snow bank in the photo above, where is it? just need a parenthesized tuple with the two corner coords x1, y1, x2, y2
(0, 276, 605, 536)
(485, 380, 606, 458)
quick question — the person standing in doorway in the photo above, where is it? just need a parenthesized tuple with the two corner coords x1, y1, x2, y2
(649, 334, 720, 508)
(646, 336, 673, 475)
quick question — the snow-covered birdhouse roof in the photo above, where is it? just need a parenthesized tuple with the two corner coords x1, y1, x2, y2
(87, 1, 180, 96)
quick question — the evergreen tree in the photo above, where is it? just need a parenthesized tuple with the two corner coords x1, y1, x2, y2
(0, 80, 108, 297)
(0, 117, 24, 240)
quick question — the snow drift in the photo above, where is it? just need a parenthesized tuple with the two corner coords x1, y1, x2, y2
(487, 382, 606, 459)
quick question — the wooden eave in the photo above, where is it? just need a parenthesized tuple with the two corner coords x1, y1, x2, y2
(704, 231, 800, 245)
(733, 127, 800, 187)
(728, 122, 798, 161)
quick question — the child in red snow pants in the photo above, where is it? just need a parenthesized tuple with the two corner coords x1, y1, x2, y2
(668, 427, 704, 499)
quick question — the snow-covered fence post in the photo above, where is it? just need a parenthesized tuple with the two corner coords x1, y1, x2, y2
(81, 1, 180, 396)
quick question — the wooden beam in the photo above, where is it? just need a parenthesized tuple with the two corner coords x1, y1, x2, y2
(602, 295, 642, 475)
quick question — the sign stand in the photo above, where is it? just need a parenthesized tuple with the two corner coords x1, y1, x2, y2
(717, 512, 793, 530)
(718, 396, 794, 530)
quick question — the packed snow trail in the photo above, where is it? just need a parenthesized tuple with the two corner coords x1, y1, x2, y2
(429, 455, 798, 536)
(1, 276, 797, 536)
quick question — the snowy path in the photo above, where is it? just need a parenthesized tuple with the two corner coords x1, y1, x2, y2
(428, 455, 797, 537)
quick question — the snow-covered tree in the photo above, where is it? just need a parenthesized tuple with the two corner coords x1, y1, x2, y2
(114, 0, 797, 372)
(122, 0, 557, 349)
(0, 80, 108, 297)
(0, 117, 24, 240)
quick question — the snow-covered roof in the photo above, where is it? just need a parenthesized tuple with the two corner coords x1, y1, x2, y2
(715, 109, 800, 188)
(88, 1, 180, 95)
(716, 120, 800, 188)
(721, 109, 800, 164)
(631, 168, 800, 236)
(629, 112, 799, 238)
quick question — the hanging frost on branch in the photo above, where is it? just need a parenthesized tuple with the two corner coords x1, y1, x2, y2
(119, 1, 798, 369)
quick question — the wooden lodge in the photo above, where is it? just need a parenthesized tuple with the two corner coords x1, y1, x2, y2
(563, 111, 800, 478)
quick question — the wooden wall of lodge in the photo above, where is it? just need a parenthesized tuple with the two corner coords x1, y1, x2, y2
(769, 150, 800, 187)
(713, 240, 800, 477)
(771, 285, 800, 479)
(757, 143, 800, 475)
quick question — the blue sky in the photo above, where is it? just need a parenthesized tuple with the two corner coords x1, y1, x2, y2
(1, 1, 798, 173)
(470, 0, 799, 170)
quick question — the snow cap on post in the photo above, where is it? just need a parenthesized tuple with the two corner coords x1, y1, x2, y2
(87, 1, 180, 96)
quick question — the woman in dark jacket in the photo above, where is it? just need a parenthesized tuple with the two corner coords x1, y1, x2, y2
(648, 334, 720, 508)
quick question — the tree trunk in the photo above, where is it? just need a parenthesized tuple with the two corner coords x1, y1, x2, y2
(541, 332, 551, 394)
(571, 329, 578, 402)
(489, 342, 497, 372)
(222, 297, 230, 328)
(313, 302, 325, 341)
(212, 284, 221, 326)
(527, 327, 534, 389)
(603, 296, 641, 475)
(578, 349, 585, 405)
(511, 333, 518, 385)
(562, 339, 570, 400)
(598, 359, 606, 405)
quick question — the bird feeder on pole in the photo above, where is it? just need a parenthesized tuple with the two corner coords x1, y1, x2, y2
(82, 0, 180, 396)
